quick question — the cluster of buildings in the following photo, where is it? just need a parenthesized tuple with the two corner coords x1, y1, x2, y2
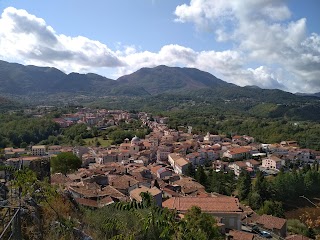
(1, 108, 318, 239)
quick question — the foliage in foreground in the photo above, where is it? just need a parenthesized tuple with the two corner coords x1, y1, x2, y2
(83, 193, 222, 240)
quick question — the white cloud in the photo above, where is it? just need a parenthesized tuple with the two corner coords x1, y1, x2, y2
(174, 0, 320, 93)
(0, 7, 124, 73)
(0, 4, 319, 93)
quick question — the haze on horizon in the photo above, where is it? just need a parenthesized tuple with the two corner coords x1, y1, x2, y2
(0, 0, 319, 93)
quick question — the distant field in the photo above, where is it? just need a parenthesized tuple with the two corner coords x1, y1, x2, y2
(83, 137, 112, 147)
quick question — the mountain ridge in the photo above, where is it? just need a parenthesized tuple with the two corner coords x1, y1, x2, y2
(0, 60, 318, 106)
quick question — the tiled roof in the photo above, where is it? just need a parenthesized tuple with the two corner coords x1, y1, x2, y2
(173, 177, 205, 194)
(229, 230, 255, 240)
(163, 196, 242, 213)
(234, 161, 248, 168)
(110, 174, 139, 190)
(50, 173, 71, 185)
(256, 214, 287, 230)
(102, 185, 126, 200)
(130, 186, 161, 202)
(75, 198, 98, 208)
(229, 147, 251, 155)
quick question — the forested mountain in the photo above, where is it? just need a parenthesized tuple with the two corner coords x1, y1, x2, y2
(117, 65, 232, 95)
(0, 60, 319, 121)
(0, 60, 116, 95)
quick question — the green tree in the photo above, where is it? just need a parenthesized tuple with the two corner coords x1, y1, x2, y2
(258, 200, 284, 218)
(237, 170, 251, 201)
(185, 163, 195, 178)
(51, 152, 81, 175)
(182, 206, 221, 240)
(195, 165, 207, 187)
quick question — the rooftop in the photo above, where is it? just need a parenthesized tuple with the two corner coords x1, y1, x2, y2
(163, 196, 242, 213)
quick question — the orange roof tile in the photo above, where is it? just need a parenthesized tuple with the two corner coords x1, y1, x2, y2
(163, 196, 242, 213)
(229, 230, 255, 240)
(256, 214, 287, 230)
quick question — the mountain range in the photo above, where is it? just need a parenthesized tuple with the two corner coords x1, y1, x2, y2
(0, 59, 319, 120)
(1, 59, 317, 99)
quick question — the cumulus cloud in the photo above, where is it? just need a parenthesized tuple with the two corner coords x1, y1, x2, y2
(174, 0, 320, 93)
(0, 4, 319, 93)
(0, 7, 124, 73)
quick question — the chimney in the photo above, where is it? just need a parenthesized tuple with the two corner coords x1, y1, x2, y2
(128, 181, 131, 187)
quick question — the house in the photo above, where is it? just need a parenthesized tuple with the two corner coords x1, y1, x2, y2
(157, 144, 174, 162)
(48, 145, 62, 155)
(168, 153, 190, 175)
(172, 177, 206, 195)
(163, 196, 243, 230)
(228, 229, 255, 240)
(186, 152, 203, 166)
(262, 155, 285, 170)
(69, 182, 126, 208)
(130, 186, 162, 207)
(4, 148, 26, 159)
(223, 147, 251, 160)
(151, 165, 173, 179)
(229, 161, 248, 176)
(255, 214, 287, 237)
(109, 174, 140, 194)
(31, 145, 46, 156)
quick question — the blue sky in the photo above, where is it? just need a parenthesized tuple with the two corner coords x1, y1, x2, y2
(0, 0, 319, 93)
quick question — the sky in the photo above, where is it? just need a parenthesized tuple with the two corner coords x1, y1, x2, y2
(0, 0, 319, 93)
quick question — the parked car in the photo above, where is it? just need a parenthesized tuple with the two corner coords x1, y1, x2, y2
(260, 230, 272, 238)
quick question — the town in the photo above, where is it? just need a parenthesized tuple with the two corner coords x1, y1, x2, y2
(1, 107, 319, 239)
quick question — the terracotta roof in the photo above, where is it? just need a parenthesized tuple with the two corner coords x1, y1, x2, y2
(234, 161, 248, 168)
(50, 173, 71, 185)
(102, 185, 126, 200)
(130, 186, 161, 202)
(229, 230, 255, 240)
(162, 187, 181, 197)
(150, 165, 163, 175)
(75, 198, 98, 208)
(256, 214, 287, 230)
(285, 235, 311, 240)
(163, 196, 242, 213)
(110, 174, 139, 190)
(229, 147, 251, 155)
(246, 159, 260, 166)
(173, 177, 205, 194)
(99, 196, 115, 206)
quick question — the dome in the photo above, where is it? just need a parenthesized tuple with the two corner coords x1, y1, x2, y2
(131, 135, 140, 142)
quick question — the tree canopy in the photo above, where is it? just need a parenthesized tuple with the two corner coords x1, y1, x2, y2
(51, 152, 81, 175)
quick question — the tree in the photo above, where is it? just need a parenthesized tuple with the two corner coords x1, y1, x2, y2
(185, 163, 195, 178)
(51, 152, 81, 175)
(195, 165, 208, 187)
(182, 206, 221, 240)
(258, 200, 284, 218)
(237, 170, 251, 201)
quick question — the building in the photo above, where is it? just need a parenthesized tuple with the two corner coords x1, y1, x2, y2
(223, 147, 251, 160)
(31, 145, 46, 156)
(4, 148, 26, 159)
(262, 155, 284, 170)
(163, 196, 243, 230)
(129, 186, 162, 207)
(255, 214, 287, 238)
(168, 153, 190, 175)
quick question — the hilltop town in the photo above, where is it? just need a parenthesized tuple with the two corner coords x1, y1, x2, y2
(1, 107, 319, 239)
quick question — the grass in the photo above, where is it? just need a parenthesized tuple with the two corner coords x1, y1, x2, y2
(83, 137, 113, 147)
